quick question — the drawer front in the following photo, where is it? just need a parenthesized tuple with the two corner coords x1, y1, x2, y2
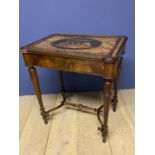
(23, 53, 104, 76)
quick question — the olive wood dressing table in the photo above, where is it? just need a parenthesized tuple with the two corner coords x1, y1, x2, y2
(20, 34, 127, 142)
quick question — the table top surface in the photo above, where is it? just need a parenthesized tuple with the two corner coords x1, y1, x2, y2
(21, 34, 127, 61)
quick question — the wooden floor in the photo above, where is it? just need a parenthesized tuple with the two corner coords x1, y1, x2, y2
(20, 89, 135, 155)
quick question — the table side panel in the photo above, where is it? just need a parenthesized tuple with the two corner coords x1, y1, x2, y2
(23, 53, 105, 76)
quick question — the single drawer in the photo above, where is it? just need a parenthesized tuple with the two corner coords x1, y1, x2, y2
(23, 53, 104, 76)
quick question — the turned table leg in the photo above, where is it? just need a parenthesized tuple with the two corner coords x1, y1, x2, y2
(28, 66, 49, 124)
(59, 71, 66, 101)
(98, 79, 112, 142)
(111, 57, 123, 112)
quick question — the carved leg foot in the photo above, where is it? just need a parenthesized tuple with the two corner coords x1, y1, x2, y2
(111, 97, 118, 112)
(98, 125, 108, 143)
(102, 126, 108, 142)
(41, 110, 49, 124)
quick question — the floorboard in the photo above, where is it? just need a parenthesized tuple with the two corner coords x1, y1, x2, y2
(19, 95, 34, 136)
(19, 90, 135, 155)
(20, 94, 58, 155)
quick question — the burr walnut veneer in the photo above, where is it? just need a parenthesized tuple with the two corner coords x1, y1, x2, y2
(20, 34, 127, 142)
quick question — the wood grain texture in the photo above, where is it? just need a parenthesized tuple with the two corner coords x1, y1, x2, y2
(20, 90, 134, 155)
(19, 95, 34, 136)
(23, 54, 104, 76)
(108, 90, 135, 155)
(45, 93, 79, 155)
(20, 33, 127, 62)
(77, 92, 112, 155)
(120, 89, 135, 121)
(20, 94, 58, 155)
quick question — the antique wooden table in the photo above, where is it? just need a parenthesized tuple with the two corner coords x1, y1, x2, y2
(20, 34, 127, 142)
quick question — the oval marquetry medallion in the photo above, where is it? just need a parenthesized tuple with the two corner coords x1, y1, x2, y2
(51, 38, 102, 50)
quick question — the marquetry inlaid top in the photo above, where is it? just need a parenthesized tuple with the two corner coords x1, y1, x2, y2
(21, 34, 127, 61)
